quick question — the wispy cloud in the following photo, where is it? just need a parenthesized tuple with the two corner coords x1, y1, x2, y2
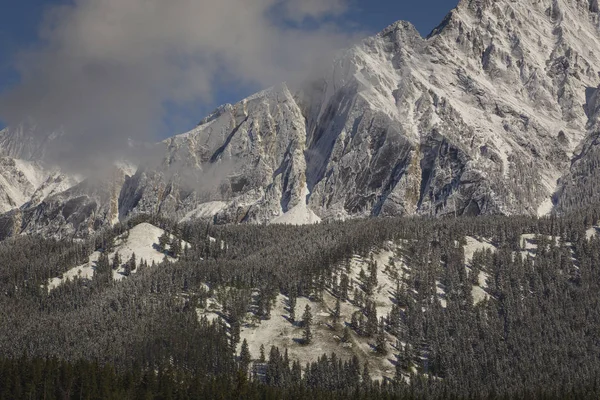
(0, 0, 356, 170)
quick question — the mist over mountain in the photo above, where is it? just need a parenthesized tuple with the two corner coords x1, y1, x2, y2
(1, 0, 600, 239)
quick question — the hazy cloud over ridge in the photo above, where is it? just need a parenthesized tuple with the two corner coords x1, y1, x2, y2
(0, 0, 355, 169)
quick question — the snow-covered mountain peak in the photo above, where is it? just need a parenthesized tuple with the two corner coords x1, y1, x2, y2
(375, 20, 424, 47)
(5, 1, 600, 237)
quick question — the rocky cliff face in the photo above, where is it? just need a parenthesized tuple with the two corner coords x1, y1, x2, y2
(2, 0, 600, 238)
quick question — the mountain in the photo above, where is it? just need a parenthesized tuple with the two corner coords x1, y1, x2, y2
(3, 0, 600, 238)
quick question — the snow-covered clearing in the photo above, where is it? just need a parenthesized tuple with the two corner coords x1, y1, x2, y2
(519, 233, 561, 258)
(464, 237, 496, 304)
(464, 236, 496, 264)
(347, 247, 400, 319)
(47, 223, 188, 291)
(200, 244, 404, 381)
(586, 226, 600, 240)
(472, 271, 491, 304)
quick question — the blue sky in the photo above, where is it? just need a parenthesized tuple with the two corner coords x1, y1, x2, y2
(0, 0, 456, 136)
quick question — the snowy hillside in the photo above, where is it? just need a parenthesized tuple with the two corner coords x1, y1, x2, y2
(270, 185, 322, 226)
(193, 226, 583, 381)
(48, 222, 188, 291)
(197, 239, 505, 381)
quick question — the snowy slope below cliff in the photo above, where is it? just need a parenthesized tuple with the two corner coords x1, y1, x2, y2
(47, 222, 188, 291)
(270, 185, 321, 226)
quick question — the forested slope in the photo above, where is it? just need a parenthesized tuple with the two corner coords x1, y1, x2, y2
(2, 203, 600, 398)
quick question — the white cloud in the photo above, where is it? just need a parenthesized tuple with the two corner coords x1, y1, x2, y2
(0, 0, 355, 169)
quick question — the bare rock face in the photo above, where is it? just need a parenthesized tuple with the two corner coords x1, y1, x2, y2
(3, 0, 600, 238)
(554, 84, 600, 212)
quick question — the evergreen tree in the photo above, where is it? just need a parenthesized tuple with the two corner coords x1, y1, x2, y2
(112, 251, 121, 270)
(95, 252, 112, 285)
(288, 295, 296, 323)
(240, 339, 251, 373)
(365, 302, 378, 337)
(259, 344, 266, 363)
(342, 326, 351, 343)
(170, 237, 182, 258)
(123, 262, 131, 277)
(395, 352, 404, 384)
(302, 304, 313, 344)
(158, 231, 170, 252)
(129, 252, 137, 271)
(362, 363, 371, 387)
(375, 321, 387, 355)
(339, 273, 349, 301)
(332, 298, 341, 324)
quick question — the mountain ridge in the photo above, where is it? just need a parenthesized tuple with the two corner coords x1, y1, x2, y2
(2, 0, 600, 238)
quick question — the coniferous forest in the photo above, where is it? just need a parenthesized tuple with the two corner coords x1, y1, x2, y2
(3, 204, 600, 399)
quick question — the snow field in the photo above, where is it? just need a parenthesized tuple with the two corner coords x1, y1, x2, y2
(197, 245, 406, 381)
(270, 184, 322, 226)
(47, 222, 188, 291)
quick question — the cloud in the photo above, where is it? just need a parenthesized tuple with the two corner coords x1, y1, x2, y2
(0, 0, 355, 171)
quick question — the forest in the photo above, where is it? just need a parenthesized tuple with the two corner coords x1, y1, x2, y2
(2, 202, 600, 399)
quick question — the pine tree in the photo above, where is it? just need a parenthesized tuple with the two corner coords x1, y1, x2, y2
(129, 252, 137, 272)
(376, 320, 387, 355)
(289, 295, 296, 323)
(342, 326, 351, 343)
(302, 304, 313, 344)
(332, 297, 341, 324)
(362, 363, 371, 387)
(259, 344, 266, 363)
(339, 273, 349, 301)
(158, 231, 170, 253)
(95, 252, 112, 285)
(170, 237, 182, 258)
(365, 303, 378, 337)
(394, 353, 404, 384)
(112, 251, 121, 270)
(240, 339, 251, 373)
(351, 312, 359, 331)
(123, 262, 131, 277)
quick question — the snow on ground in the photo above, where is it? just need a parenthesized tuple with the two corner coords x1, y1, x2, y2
(518, 233, 572, 261)
(464, 236, 496, 264)
(345, 245, 403, 320)
(270, 184, 321, 226)
(586, 226, 600, 240)
(198, 244, 404, 381)
(464, 237, 496, 304)
(13, 159, 46, 188)
(180, 201, 228, 223)
(47, 263, 95, 291)
(472, 270, 491, 305)
(47, 223, 188, 291)
(537, 198, 554, 217)
(270, 203, 322, 226)
(238, 295, 351, 371)
(435, 280, 447, 308)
